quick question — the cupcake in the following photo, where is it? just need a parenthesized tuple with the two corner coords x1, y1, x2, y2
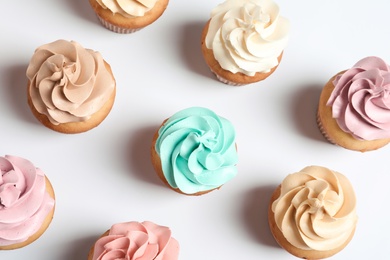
(0, 155, 55, 250)
(26, 39, 116, 134)
(151, 107, 238, 196)
(317, 56, 390, 152)
(268, 166, 358, 259)
(88, 221, 179, 260)
(201, 0, 290, 86)
(88, 0, 169, 33)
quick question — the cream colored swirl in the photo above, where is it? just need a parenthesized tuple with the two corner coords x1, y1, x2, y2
(271, 166, 357, 251)
(96, 0, 157, 17)
(26, 40, 115, 125)
(205, 0, 290, 76)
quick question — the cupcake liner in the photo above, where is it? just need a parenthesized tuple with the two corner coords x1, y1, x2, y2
(96, 15, 142, 34)
(208, 68, 246, 86)
(316, 110, 336, 145)
(214, 73, 246, 86)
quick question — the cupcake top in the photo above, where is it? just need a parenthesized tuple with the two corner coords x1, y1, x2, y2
(96, 0, 158, 17)
(205, 0, 290, 76)
(90, 221, 179, 260)
(271, 166, 357, 251)
(327, 56, 390, 141)
(155, 107, 238, 195)
(0, 155, 55, 247)
(26, 39, 115, 125)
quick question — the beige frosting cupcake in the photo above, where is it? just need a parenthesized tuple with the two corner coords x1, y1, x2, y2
(0, 155, 55, 250)
(88, 0, 169, 33)
(201, 0, 290, 86)
(26, 39, 116, 134)
(317, 56, 390, 152)
(268, 166, 358, 259)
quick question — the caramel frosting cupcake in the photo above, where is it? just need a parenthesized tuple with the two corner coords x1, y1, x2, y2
(201, 0, 290, 86)
(26, 39, 116, 134)
(317, 56, 390, 152)
(88, 221, 179, 260)
(0, 155, 55, 250)
(151, 107, 238, 195)
(268, 166, 358, 259)
(89, 0, 169, 33)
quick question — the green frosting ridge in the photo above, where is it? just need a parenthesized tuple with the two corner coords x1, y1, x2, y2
(155, 107, 238, 194)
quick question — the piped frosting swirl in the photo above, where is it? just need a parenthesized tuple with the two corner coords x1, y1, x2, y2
(271, 166, 357, 251)
(205, 0, 290, 76)
(26, 39, 115, 125)
(96, 0, 157, 17)
(327, 56, 390, 140)
(0, 155, 55, 246)
(155, 107, 238, 194)
(91, 221, 179, 260)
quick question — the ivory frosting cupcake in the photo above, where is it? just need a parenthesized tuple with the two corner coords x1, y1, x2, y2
(201, 0, 290, 86)
(151, 107, 238, 196)
(88, 0, 169, 33)
(88, 221, 179, 260)
(317, 56, 390, 152)
(268, 166, 358, 259)
(26, 39, 116, 134)
(0, 155, 55, 250)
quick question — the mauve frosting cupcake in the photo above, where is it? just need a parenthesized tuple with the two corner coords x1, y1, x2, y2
(317, 56, 390, 151)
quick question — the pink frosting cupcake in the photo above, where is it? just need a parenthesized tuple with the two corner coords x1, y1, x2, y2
(317, 56, 390, 152)
(0, 155, 55, 250)
(88, 221, 179, 260)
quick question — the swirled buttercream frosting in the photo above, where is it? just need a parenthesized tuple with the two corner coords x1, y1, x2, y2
(327, 56, 390, 140)
(0, 155, 55, 246)
(26, 39, 115, 125)
(155, 107, 238, 194)
(96, 0, 157, 17)
(91, 221, 179, 260)
(205, 0, 290, 76)
(271, 166, 357, 251)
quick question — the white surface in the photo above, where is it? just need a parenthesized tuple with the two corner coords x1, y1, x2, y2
(1, 0, 390, 259)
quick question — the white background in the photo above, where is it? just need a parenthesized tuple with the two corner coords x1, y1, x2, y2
(1, 0, 390, 259)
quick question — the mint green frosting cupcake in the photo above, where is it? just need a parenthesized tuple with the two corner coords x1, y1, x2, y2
(153, 107, 238, 195)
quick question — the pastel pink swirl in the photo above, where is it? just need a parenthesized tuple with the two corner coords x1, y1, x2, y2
(92, 221, 179, 260)
(327, 56, 390, 140)
(0, 155, 55, 246)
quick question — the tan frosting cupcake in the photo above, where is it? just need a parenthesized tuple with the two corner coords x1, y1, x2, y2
(317, 56, 390, 152)
(88, 0, 169, 33)
(0, 155, 55, 250)
(201, 0, 289, 86)
(268, 166, 358, 259)
(26, 39, 116, 134)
